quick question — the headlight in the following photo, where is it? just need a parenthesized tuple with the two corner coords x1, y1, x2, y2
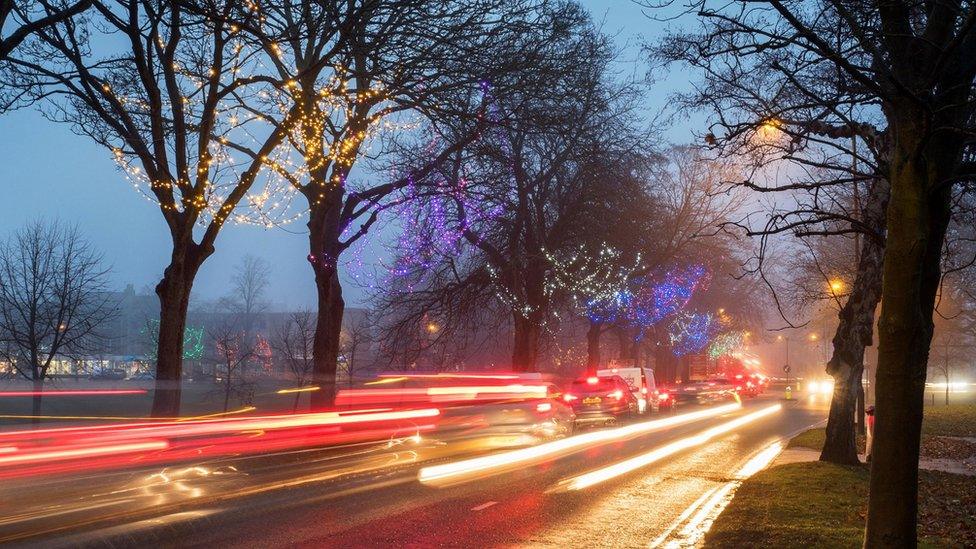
(806, 381, 819, 393)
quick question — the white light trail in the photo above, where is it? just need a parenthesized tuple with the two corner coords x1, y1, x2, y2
(559, 404, 782, 491)
(419, 403, 742, 486)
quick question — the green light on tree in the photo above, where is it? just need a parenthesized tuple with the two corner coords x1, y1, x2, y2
(142, 320, 205, 361)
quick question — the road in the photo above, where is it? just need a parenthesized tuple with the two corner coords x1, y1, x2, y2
(3, 393, 827, 548)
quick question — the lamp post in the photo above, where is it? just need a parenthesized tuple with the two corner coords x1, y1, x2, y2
(777, 334, 791, 386)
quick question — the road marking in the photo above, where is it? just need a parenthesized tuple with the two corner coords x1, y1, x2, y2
(471, 501, 497, 511)
(649, 418, 828, 547)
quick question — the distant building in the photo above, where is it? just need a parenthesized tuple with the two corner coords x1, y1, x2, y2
(43, 284, 376, 379)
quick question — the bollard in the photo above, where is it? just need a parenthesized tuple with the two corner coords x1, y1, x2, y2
(785, 386, 792, 400)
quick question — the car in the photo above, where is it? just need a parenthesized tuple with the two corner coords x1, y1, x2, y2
(562, 375, 640, 426)
(668, 378, 738, 405)
(733, 373, 760, 397)
(89, 368, 127, 380)
(129, 371, 155, 381)
(596, 366, 668, 413)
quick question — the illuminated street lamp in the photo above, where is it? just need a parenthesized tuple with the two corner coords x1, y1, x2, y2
(426, 322, 439, 334)
(829, 279, 845, 295)
(753, 118, 783, 144)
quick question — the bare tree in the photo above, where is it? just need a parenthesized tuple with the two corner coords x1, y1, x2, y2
(271, 309, 315, 411)
(653, 1, 894, 466)
(0, 220, 116, 418)
(0, 0, 90, 64)
(375, 13, 647, 372)
(221, 255, 271, 317)
(929, 280, 976, 406)
(207, 320, 255, 412)
(4, 0, 294, 416)
(204, 0, 593, 406)
(219, 254, 271, 343)
(339, 311, 372, 386)
(655, 1, 976, 542)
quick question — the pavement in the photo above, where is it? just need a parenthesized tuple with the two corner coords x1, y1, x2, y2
(2, 393, 828, 548)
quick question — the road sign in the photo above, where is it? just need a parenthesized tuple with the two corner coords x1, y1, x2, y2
(783, 364, 791, 373)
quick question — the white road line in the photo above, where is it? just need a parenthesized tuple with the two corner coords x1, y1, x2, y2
(648, 418, 829, 548)
(471, 501, 498, 511)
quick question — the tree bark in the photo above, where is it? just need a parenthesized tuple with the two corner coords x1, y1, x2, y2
(307, 201, 345, 410)
(821, 179, 887, 465)
(864, 123, 952, 547)
(151, 243, 205, 417)
(31, 377, 43, 427)
(586, 320, 601, 374)
(511, 312, 541, 372)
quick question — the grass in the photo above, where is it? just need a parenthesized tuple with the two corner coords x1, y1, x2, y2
(788, 428, 866, 454)
(706, 462, 868, 548)
(922, 404, 976, 437)
(784, 403, 976, 458)
(708, 404, 976, 549)
(706, 462, 971, 548)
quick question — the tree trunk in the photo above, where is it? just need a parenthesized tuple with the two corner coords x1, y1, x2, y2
(151, 244, 205, 417)
(310, 263, 344, 410)
(945, 374, 949, 406)
(821, 179, 887, 465)
(586, 320, 601, 374)
(223, 370, 231, 412)
(31, 377, 43, 427)
(307, 195, 346, 410)
(864, 129, 952, 547)
(512, 312, 541, 372)
(680, 355, 691, 383)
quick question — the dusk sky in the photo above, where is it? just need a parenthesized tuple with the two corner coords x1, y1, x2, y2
(0, 1, 695, 310)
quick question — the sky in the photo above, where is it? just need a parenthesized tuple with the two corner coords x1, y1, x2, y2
(0, 1, 696, 310)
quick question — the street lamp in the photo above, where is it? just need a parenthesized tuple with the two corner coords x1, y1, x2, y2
(829, 278, 845, 295)
(753, 118, 783, 143)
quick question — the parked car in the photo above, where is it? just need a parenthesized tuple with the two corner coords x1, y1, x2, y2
(90, 368, 127, 380)
(563, 375, 640, 426)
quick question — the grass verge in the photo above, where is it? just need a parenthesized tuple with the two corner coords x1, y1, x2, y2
(787, 428, 866, 454)
(922, 404, 976, 437)
(710, 405, 976, 547)
(706, 449, 976, 548)
(705, 462, 867, 548)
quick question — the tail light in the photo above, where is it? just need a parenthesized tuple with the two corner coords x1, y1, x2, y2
(563, 393, 578, 402)
(658, 392, 670, 401)
(736, 386, 743, 392)
(640, 387, 648, 395)
(608, 390, 623, 400)
(586, 376, 599, 385)
(536, 402, 552, 413)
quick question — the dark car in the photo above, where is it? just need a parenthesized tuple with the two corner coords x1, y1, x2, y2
(563, 375, 640, 426)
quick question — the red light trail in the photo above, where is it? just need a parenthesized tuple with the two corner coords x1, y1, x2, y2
(0, 389, 148, 397)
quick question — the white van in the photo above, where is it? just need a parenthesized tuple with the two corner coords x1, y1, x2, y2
(596, 367, 658, 413)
